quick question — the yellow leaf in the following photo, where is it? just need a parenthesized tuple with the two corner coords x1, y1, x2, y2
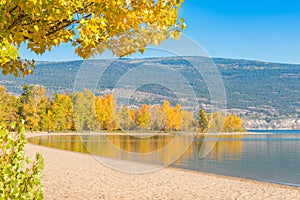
(34, 25, 39, 32)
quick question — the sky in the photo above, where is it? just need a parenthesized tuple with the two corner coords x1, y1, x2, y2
(19, 0, 300, 64)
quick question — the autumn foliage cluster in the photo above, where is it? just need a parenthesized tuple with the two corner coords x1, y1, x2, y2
(0, 84, 244, 133)
(0, 0, 185, 77)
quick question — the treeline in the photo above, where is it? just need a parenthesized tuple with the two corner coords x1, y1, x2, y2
(0, 85, 244, 133)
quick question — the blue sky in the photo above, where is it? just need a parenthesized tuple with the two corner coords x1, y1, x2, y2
(20, 0, 300, 63)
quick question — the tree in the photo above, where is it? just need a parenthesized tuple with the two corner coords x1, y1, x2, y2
(208, 112, 225, 133)
(0, 0, 185, 76)
(162, 100, 182, 131)
(72, 91, 85, 131)
(180, 110, 194, 131)
(149, 105, 165, 131)
(197, 109, 208, 133)
(73, 89, 98, 131)
(222, 114, 245, 133)
(116, 106, 135, 131)
(95, 94, 117, 131)
(163, 100, 172, 131)
(0, 85, 18, 129)
(135, 104, 151, 130)
(18, 85, 48, 131)
(172, 103, 181, 131)
(49, 93, 74, 131)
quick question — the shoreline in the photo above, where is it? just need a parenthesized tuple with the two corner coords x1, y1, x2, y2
(26, 130, 278, 138)
(25, 134, 300, 199)
(28, 140, 299, 189)
(168, 166, 300, 190)
(26, 133, 300, 188)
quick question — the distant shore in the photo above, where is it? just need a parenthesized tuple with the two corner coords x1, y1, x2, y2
(26, 130, 276, 138)
(25, 133, 300, 200)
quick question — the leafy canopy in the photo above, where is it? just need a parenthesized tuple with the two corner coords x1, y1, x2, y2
(0, 0, 185, 76)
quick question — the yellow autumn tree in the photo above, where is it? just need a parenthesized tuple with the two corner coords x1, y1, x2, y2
(171, 103, 181, 131)
(18, 85, 48, 131)
(95, 94, 117, 131)
(0, 85, 18, 129)
(0, 0, 185, 76)
(135, 104, 151, 130)
(222, 114, 245, 133)
(163, 100, 172, 131)
(49, 93, 74, 131)
(163, 100, 181, 131)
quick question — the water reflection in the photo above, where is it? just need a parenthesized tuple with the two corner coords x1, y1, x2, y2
(28, 133, 300, 186)
(28, 134, 244, 164)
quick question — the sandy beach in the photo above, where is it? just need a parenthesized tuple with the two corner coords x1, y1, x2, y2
(25, 139, 300, 200)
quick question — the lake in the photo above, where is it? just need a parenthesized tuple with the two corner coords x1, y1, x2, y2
(28, 131, 300, 187)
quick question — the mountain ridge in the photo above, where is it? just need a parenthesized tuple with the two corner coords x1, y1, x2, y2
(1, 56, 299, 129)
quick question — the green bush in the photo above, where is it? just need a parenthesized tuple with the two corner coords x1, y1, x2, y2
(0, 123, 44, 199)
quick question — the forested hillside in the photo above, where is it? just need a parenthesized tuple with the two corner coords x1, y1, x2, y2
(0, 57, 299, 123)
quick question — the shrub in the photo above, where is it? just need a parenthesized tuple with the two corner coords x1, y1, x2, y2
(0, 123, 44, 199)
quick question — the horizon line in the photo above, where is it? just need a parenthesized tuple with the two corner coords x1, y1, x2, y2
(32, 56, 300, 65)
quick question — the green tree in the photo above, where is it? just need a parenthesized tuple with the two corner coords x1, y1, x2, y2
(180, 110, 194, 131)
(197, 109, 208, 133)
(208, 112, 225, 133)
(149, 105, 165, 131)
(117, 106, 135, 131)
(0, 0, 185, 76)
(72, 91, 85, 131)
(73, 89, 98, 131)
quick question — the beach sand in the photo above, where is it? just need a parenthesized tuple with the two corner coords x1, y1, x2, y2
(25, 142, 300, 200)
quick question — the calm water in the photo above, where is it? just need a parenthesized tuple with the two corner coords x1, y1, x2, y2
(28, 131, 300, 187)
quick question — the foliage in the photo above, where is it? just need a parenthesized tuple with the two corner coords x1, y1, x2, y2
(208, 112, 225, 133)
(207, 112, 245, 133)
(0, 84, 245, 133)
(49, 94, 74, 131)
(0, 86, 18, 129)
(163, 101, 181, 131)
(135, 104, 151, 129)
(73, 89, 98, 131)
(116, 106, 135, 131)
(0, 124, 44, 199)
(197, 109, 208, 133)
(222, 114, 245, 133)
(94, 94, 117, 131)
(18, 85, 48, 131)
(180, 110, 195, 131)
(149, 105, 166, 131)
(0, 0, 185, 76)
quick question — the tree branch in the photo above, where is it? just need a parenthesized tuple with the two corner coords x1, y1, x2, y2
(45, 14, 92, 37)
